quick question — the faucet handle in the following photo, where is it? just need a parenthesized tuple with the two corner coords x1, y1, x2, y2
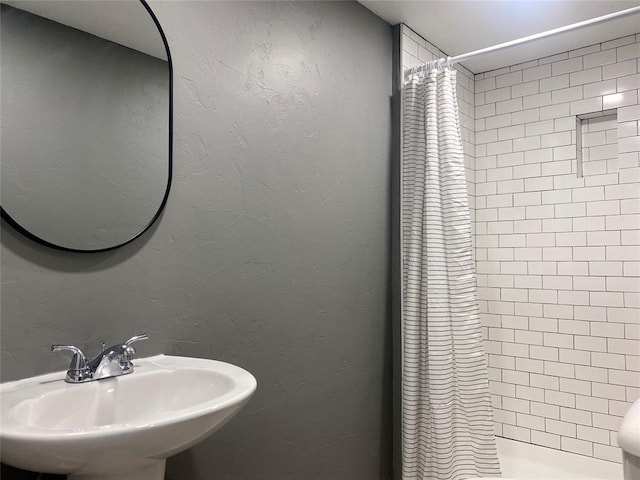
(51, 345, 92, 383)
(121, 333, 148, 367)
(124, 333, 148, 346)
(51, 345, 88, 365)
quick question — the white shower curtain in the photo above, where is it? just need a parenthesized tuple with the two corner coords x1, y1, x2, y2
(401, 63, 501, 480)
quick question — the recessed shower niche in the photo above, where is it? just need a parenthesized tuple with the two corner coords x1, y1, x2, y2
(576, 109, 618, 177)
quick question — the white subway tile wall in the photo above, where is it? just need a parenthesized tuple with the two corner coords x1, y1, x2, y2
(475, 36, 640, 463)
(403, 26, 640, 464)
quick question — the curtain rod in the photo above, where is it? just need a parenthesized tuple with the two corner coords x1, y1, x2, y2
(406, 6, 640, 73)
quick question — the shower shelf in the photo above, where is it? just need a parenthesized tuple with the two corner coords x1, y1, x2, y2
(576, 108, 618, 178)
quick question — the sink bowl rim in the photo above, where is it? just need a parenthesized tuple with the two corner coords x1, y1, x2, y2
(0, 354, 257, 441)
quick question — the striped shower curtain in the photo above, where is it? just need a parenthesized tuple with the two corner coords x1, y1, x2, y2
(401, 63, 501, 480)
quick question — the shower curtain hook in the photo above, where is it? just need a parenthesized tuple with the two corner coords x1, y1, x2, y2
(446, 56, 452, 69)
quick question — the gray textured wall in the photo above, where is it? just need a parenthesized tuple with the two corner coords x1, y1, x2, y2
(0, 1, 392, 479)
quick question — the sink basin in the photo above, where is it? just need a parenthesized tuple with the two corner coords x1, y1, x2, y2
(0, 355, 256, 480)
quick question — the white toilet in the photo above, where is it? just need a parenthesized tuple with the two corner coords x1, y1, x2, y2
(618, 398, 640, 480)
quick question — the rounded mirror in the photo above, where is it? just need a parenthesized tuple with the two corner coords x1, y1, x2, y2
(1, 0, 172, 252)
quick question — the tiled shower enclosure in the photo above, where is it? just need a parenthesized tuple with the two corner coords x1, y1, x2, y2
(402, 26, 640, 464)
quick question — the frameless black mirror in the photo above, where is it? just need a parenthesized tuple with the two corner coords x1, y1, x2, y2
(1, 0, 172, 252)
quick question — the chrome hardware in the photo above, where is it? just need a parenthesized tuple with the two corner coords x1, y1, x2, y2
(122, 333, 149, 366)
(125, 333, 149, 346)
(51, 333, 148, 384)
(51, 345, 92, 383)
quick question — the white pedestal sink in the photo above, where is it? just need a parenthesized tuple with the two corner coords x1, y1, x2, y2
(0, 355, 257, 480)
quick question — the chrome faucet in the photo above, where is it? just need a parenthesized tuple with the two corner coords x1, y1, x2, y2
(52, 333, 148, 383)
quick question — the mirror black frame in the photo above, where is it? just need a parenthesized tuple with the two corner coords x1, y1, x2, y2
(0, 0, 173, 253)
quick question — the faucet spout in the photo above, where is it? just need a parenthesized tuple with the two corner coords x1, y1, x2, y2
(92, 349, 129, 379)
(89, 344, 130, 380)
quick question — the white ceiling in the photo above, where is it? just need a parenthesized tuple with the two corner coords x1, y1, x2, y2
(3, 0, 167, 60)
(5, 1, 638, 72)
(358, 1, 640, 73)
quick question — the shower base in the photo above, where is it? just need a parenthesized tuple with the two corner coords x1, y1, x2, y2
(493, 437, 622, 479)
